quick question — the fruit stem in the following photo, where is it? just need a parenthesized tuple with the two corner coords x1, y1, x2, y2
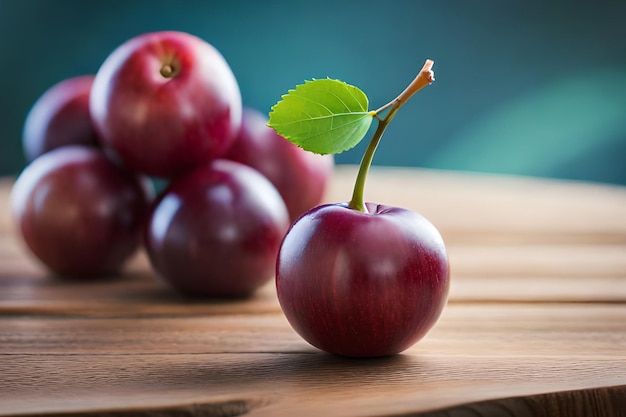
(160, 65, 175, 78)
(160, 58, 180, 78)
(348, 60, 435, 212)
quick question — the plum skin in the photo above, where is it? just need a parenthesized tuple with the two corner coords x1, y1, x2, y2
(145, 159, 289, 298)
(276, 202, 450, 357)
(90, 31, 242, 178)
(10, 145, 152, 278)
(23, 75, 99, 162)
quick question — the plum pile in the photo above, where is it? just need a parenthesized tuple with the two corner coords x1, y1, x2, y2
(11, 31, 333, 297)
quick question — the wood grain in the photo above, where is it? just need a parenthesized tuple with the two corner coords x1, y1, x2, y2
(1, 166, 625, 416)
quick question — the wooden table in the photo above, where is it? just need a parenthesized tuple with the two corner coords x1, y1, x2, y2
(1, 166, 625, 416)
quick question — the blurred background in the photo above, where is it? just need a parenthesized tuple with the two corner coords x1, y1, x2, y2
(1, 0, 625, 185)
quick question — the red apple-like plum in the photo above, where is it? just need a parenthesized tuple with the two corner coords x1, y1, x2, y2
(90, 31, 242, 178)
(10, 146, 152, 278)
(145, 159, 289, 298)
(276, 202, 450, 357)
(23, 75, 99, 162)
(224, 108, 334, 222)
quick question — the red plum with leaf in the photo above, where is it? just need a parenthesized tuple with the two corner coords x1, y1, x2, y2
(270, 60, 449, 357)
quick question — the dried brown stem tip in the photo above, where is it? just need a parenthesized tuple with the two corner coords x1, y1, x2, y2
(396, 59, 435, 105)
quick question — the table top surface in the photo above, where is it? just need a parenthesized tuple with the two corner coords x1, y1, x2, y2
(1, 165, 625, 417)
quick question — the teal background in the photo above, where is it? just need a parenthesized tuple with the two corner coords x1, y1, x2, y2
(1, 0, 625, 185)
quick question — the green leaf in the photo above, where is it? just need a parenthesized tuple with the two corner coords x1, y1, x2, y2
(268, 78, 373, 155)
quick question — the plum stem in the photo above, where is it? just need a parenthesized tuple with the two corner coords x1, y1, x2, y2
(348, 59, 435, 212)
(160, 64, 175, 77)
(160, 58, 181, 78)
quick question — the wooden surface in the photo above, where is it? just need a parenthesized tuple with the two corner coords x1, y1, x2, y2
(1, 165, 625, 417)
